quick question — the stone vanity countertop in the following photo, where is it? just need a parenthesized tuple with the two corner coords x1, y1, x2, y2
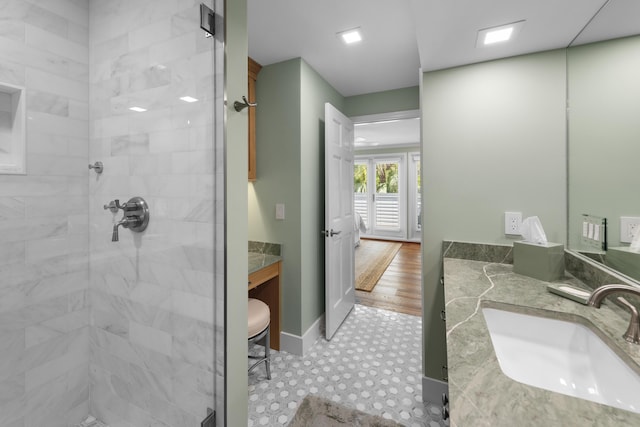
(248, 252, 281, 275)
(444, 258, 640, 427)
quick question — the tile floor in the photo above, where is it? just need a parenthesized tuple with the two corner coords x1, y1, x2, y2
(248, 305, 447, 427)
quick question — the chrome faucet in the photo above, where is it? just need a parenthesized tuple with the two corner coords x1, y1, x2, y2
(588, 284, 640, 344)
(112, 217, 136, 242)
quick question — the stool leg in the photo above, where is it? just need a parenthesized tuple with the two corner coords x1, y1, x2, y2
(265, 325, 271, 380)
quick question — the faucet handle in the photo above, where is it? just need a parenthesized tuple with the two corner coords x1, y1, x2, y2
(616, 297, 640, 344)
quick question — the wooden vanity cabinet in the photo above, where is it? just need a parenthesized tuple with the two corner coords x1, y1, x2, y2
(248, 57, 262, 181)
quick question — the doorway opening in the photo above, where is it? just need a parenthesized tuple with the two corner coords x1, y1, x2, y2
(352, 111, 422, 317)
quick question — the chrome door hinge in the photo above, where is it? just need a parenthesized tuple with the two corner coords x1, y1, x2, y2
(201, 408, 215, 427)
(200, 4, 215, 37)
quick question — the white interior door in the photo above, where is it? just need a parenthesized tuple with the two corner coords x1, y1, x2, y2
(324, 103, 355, 340)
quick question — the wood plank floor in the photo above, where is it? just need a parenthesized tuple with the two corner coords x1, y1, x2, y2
(355, 240, 422, 317)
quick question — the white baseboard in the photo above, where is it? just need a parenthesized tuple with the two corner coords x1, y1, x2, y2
(280, 314, 324, 356)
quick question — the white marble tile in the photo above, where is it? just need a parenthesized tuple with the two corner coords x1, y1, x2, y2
(129, 19, 172, 51)
(27, 153, 86, 176)
(25, 343, 89, 390)
(68, 20, 89, 46)
(28, 112, 88, 139)
(23, 270, 87, 305)
(149, 128, 190, 153)
(24, 367, 89, 427)
(25, 307, 89, 348)
(149, 32, 196, 65)
(0, 241, 25, 266)
(0, 20, 25, 42)
(171, 150, 213, 174)
(22, 2, 69, 38)
(26, 0, 89, 29)
(26, 67, 88, 101)
(26, 131, 69, 155)
(70, 99, 90, 120)
(0, 59, 25, 87)
(171, 290, 212, 323)
(0, 373, 25, 408)
(27, 90, 69, 117)
(0, 217, 67, 243)
(0, 292, 80, 334)
(128, 65, 172, 93)
(110, 133, 149, 156)
(24, 195, 86, 218)
(25, 23, 88, 64)
(0, 197, 25, 219)
(0, 35, 85, 81)
(129, 321, 172, 356)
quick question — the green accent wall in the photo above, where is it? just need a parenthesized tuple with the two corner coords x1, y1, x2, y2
(225, 0, 249, 424)
(299, 60, 345, 333)
(249, 58, 303, 335)
(249, 57, 345, 337)
(249, 65, 419, 339)
(344, 86, 419, 117)
(421, 50, 567, 380)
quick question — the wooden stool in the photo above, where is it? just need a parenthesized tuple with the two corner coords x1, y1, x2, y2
(248, 298, 271, 379)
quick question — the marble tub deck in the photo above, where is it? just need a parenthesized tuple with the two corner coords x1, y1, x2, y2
(444, 258, 640, 426)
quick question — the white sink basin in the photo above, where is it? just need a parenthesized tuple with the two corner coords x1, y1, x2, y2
(482, 307, 640, 413)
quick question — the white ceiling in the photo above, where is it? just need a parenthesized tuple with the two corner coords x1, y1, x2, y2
(354, 118, 420, 149)
(248, 0, 640, 97)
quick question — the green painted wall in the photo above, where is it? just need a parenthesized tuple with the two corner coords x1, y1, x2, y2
(249, 58, 303, 335)
(567, 35, 640, 252)
(249, 58, 344, 336)
(249, 62, 420, 339)
(225, 0, 249, 424)
(344, 86, 419, 117)
(421, 50, 567, 380)
(299, 60, 345, 333)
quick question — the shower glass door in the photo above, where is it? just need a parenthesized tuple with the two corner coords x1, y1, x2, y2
(1, 1, 225, 425)
(87, 1, 224, 425)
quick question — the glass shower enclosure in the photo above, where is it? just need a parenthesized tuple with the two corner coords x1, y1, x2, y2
(0, 1, 225, 425)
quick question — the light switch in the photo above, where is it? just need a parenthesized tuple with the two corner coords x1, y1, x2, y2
(275, 203, 285, 220)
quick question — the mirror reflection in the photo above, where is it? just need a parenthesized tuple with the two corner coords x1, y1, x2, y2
(568, 0, 640, 282)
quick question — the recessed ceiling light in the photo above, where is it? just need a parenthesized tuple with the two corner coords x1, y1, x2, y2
(180, 96, 199, 103)
(338, 28, 362, 45)
(476, 21, 525, 47)
(129, 106, 147, 112)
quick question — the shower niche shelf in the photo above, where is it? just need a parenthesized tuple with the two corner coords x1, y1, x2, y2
(0, 82, 26, 175)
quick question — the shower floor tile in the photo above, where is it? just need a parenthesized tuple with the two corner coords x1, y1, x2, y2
(248, 305, 447, 427)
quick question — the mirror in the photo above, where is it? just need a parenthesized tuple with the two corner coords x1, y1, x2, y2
(567, 0, 640, 282)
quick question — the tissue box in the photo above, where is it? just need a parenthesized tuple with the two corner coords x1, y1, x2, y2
(513, 241, 565, 282)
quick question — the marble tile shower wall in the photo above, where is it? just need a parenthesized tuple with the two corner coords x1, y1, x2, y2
(88, 1, 219, 426)
(0, 1, 91, 426)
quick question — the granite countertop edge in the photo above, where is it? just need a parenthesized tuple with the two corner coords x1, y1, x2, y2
(443, 257, 640, 427)
(248, 252, 282, 275)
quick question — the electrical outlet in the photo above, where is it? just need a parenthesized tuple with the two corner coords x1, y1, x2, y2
(505, 212, 522, 235)
(620, 216, 640, 243)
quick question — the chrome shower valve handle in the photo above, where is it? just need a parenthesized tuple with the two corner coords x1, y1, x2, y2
(104, 197, 150, 241)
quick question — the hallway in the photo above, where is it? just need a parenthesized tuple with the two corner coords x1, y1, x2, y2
(356, 242, 422, 317)
(247, 305, 444, 426)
